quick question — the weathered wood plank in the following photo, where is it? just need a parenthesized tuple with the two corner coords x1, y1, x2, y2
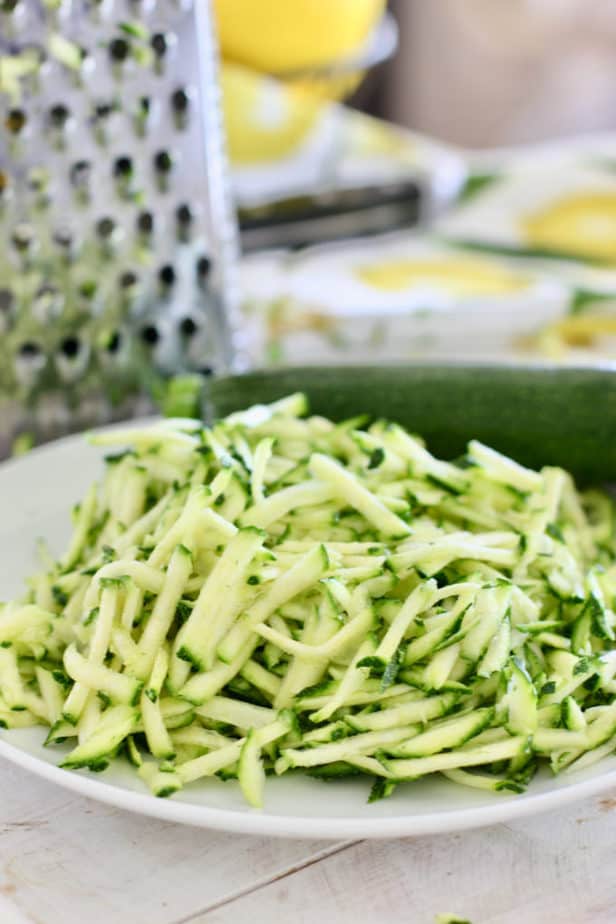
(2, 755, 615, 924)
(199, 790, 616, 924)
(0, 895, 31, 924)
(0, 762, 335, 924)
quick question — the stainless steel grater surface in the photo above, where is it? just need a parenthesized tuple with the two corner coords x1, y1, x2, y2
(0, 0, 239, 457)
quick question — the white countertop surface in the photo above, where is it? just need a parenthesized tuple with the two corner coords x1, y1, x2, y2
(1, 757, 615, 923)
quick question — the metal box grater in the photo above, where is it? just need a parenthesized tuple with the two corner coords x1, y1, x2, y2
(0, 0, 240, 457)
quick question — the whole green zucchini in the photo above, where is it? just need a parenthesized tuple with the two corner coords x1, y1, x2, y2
(204, 364, 616, 483)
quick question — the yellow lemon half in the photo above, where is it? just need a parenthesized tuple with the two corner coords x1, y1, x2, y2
(214, 0, 385, 74)
(222, 64, 324, 165)
(522, 193, 616, 264)
(355, 257, 531, 296)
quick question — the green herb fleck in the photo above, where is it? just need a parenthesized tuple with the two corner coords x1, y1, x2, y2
(99, 576, 129, 590)
(367, 447, 385, 469)
(546, 522, 565, 543)
(52, 585, 68, 608)
(368, 777, 397, 802)
(119, 21, 149, 39)
(175, 600, 192, 624)
(83, 607, 99, 627)
(102, 545, 115, 563)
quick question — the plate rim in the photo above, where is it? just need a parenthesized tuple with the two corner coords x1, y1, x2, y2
(1, 732, 616, 838)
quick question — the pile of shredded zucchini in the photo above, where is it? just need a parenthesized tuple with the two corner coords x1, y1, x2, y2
(2, 393, 616, 807)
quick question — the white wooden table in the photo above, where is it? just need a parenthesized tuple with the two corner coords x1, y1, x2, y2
(0, 759, 614, 923)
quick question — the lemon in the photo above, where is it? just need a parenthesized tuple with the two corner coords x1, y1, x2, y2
(213, 0, 385, 74)
(222, 63, 324, 164)
(355, 257, 530, 295)
(523, 193, 616, 264)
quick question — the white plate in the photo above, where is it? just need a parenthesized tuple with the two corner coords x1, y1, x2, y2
(2, 425, 616, 839)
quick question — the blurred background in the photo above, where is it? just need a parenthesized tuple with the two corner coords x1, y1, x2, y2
(218, 0, 616, 151)
(3, 0, 616, 455)
(214, 0, 616, 369)
(384, 1, 616, 147)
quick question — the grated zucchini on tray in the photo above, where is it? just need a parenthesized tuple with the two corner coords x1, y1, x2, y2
(2, 394, 616, 807)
